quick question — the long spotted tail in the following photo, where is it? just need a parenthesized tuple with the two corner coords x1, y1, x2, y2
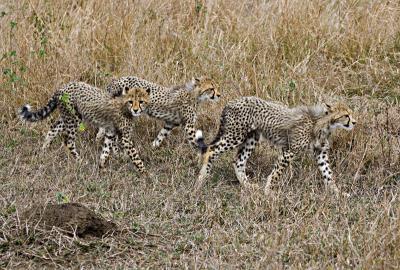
(195, 130, 208, 154)
(19, 94, 59, 122)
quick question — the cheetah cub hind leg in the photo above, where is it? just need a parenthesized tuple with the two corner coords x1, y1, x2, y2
(152, 122, 177, 148)
(96, 127, 106, 142)
(42, 119, 65, 150)
(264, 150, 294, 196)
(234, 132, 260, 190)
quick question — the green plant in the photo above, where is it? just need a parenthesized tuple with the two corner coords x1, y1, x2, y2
(59, 93, 86, 132)
(1, 18, 27, 90)
(55, 192, 69, 204)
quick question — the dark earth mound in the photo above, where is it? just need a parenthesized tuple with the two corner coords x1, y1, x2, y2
(21, 203, 117, 238)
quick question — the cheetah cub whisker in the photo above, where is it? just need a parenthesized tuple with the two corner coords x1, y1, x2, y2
(195, 97, 356, 196)
(19, 82, 150, 173)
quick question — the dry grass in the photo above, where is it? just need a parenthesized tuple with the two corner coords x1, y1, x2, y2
(1, 0, 400, 268)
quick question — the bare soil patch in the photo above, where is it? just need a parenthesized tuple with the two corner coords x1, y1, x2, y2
(21, 203, 117, 238)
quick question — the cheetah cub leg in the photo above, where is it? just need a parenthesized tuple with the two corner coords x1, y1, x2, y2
(195, 145, 227, 191)
(234, 132, 259, 190)
(195, 136, 236, 191)
(110, 136, 120, 155)
(315, 149, 348, 197)
(120, 133, 146, 173)
(99, 130, 115, 168)
(183, 120, 201, 148)
(96, 127, 106, 142)
(64, 118, 80, 160)
(196, 148, 214, 191)
(152, 122, 177, 148)
(42, 119, 64, 150)
(264, 150, 294, 195)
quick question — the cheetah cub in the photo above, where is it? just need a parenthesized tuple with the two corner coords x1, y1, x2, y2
(19, 82, 149, 172)
(103, 76, 220, 148)
(195, 96, 356, 195)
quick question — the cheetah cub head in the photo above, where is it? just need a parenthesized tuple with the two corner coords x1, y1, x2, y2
(187, 76, 220, 102)
(325, 103, 357, 131)
(121, 87, 150, 117)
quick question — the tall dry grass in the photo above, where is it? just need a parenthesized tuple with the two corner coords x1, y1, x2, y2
(1, 0, 400, 268)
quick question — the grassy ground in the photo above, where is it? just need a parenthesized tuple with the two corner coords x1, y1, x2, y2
(1, 0, 400, 268)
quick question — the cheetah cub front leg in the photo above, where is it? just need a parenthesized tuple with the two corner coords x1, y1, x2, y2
(121, 133, 146, 174)
(99, 130, 116, 168)
(315, 148, 349, 197)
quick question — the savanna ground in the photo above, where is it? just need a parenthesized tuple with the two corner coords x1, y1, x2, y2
(1, 0, 400, 268)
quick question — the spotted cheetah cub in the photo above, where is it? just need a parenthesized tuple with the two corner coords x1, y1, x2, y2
(19, 82, 149, 172)
(104, 76, 220, 148)
(195, 97, 356, 195)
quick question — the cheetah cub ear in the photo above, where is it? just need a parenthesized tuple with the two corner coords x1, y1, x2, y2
(122, 86, 130, 95)
(185, 78, 197, 91)
(323, 103, 333, 115)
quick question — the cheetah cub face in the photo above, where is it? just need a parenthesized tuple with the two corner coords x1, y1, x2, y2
(189, 76, 220, 102)
(122, 87, 150, 117)
(326, 103, 357, 131)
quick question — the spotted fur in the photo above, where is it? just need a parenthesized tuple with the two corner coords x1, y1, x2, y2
(19, 82, 149, 172)
(195, 97, 356, 195)
(102, 76, 220, 148)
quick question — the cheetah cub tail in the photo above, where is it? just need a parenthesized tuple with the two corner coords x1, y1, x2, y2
(18, 104, 31, 121)
(19, 94, 59, 122)
(195, 130, 208, 153)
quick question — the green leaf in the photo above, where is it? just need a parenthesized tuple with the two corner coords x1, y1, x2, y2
(9, 50, 16, 57)
(3, 68, 21, 83)
(78, 122, 86, 132)
(1, 52, 7, 61)
(131, 222, 140, 233)
(3, 68, 11, 75)
(38, 48, 46, 57)
(195, 1, 203, 13)
(55, 192, 69, 204)
(59, 93, 76, 114)
(10, 21, 17, 29)
(288, 80, 296, 91)
(0, 11, 7, 18)
(40, 36, 48, 46)
(5, 139, 17, 149)
(10, 73, 21, 83)
(59, 92, 70, 104)
(19, 65, 27, 72)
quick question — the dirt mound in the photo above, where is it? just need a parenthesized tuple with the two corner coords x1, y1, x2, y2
(22, 203, 117, 238)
